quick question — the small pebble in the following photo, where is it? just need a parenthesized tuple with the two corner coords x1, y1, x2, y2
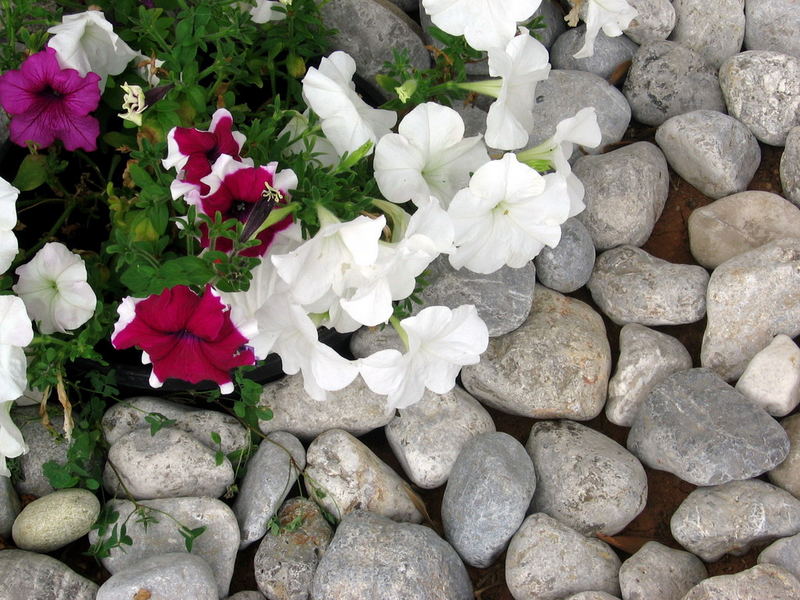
(735, 334, 800, 417)
(12, 488, 100, 552)
(534, 217, 595, 293)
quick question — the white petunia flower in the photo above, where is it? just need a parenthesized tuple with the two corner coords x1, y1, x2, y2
(242, 0, 289, 23)
(568, 0, 638, 59)
(0, 399, 27, 477)
(0, 177, 20, 275)
(448, 153, 571, 273)
(13, 242, 97, 335)
(374, 102, 490, 208)
(302, 51, 397, 158)
(421, 0, 542, 52)
(0, 296, 33, 403)
(280, 110, 339, 169)
(359, 304, 488, 410)
(47, 10, 138, 91)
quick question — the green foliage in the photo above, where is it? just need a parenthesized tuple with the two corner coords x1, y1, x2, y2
(144, 412, 177, 436)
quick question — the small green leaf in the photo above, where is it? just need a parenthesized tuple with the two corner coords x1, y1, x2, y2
(210, 431, 221, 445)
(144, 413, 177, 436)
(12, 153, 48, 191)
(214, 450, 224, 466)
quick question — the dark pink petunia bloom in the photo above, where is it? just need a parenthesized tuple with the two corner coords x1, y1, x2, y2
(0, 48, 101, 151)
(111, 285, 256, 393)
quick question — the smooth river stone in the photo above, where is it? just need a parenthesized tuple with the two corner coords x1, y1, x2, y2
(96, 553, 218, 600)
(12, 488, 100, 552)
(534, 217, 595, 293)
(619, 541, 707, 600)
(550, 26, 639, 80)
(769, 413, 800, 498)
(735, 334, 800, 417)
(627, 368, 789, 486)
(624, 0, 676, 45)
(461, 285, 610, 420)
(758, 532, 800, 580)
(782, 126, 800, 207)
(0, 476, 20, 537)
(745, 0, 800, 58)
(12, 407, 69, 497)
(0, 549, 98, 600)
(683, 564, 800, 600)
(669, 0, 745, 69)
(701, 238, 800, 381)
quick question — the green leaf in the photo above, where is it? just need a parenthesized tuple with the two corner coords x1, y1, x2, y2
(214, 450, 224, 466)
(120, 263, 157, 295)
(210, 431, 222, 445)
(255, 407, 273, 421)
(12, 153, 48, 191)
(42, 461, 79, 489)
(144, 412, 177, 436)
(233, 401, 247, 419)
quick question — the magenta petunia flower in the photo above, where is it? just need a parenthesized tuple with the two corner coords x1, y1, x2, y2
(0, 48, 101, 151)
(111, 285, 256, 394)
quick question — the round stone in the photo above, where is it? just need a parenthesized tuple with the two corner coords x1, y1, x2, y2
(550, 26, 638, 80)
(534, 218, 595, 293)
(669, 0, 745, 69)
(744, 0, 800, 58)
(12, 488, 100, 552)
(624, 0, 675, 45)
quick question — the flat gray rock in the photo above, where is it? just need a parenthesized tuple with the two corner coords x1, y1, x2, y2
(669, 0, 745, 69)
(506, 513, 621, 600)
(534, 217, 595, 293)
(573, 142, 669, 250)
(758, 532, 800, 580)
(606, 324, 692, 427)
(655, 110, 760, 200)
(719, 50, 800, 146)
(781, 126, 800, 206)
(619, 541, 707, 600)
(769, 413, 800, 497)
(624, 0, 676, 45)
(671, 479, 800, 561)
(311, 510, 472, 600)
(623, 41, 726, 126)
(682, 563, 800, 600)
(96, 553, 217, 600)
(226, 593, 266, 600)
(564, 593, 621, 600)
(627, 368, 789, 486)
(462, 285, 610, 420)
(701, 238, 800, 380)
(12, 407, 69, 497)
(550, 26, 638, 80)
(588, 245, 709, 326)
(745, 0, 800, 59)
(385, 387, 495, 489)
(735, 334, 800, 417)
(0, 476, 20, 537)
(526, 420, 647, 536)
(442, 432, 535, 568)
(12, 488, 99, 553)
(233, 431, 306, 549)
(0, 549, 98, 600)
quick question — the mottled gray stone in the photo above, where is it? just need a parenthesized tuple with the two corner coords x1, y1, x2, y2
(0, 549, 98, 600)
(385, 387, 495, 489)
(102, 396, 249, 454)
(526, 420, 646, 536)
(628, 368, 789, 486)
(103, 427, 234, 499)
(781, 126, 800, 206)
(304, 429, 423, 523)
(258, 374, 393, 440)
(669, 0, 744, 69)
(565, 593, 621, 600)
(624, 0, 674, 44)
(588, 246, 708, 326)
(12, 488, 99, 552)
(88, 496, 239, 597)
(462, 285, 610, 420)
(506, 513, 621, 600)
(619, 541, 707, 600)
(12, 407, 69, 497)
(254, 498, 333, 600)
(736, 334, 800, 417)
(529, 0, 567, 50)
(452, 102, 488, 139)
(442, 432, 535, 568)
(534, 217, 595, 293)
(525, 70, 631, 153)
(385, 0, 415, 11)
(573, 142, 669, 250)
(551, 26, 638, 80)
(623, 41, 726, 126)
(0, 476, 20, 537)
(415, 254, 535, 337)
(656, 110, 760, 200)
(701, 238, 800, 380)
(234, 432, 306, 549)
(759, 532, 800, 580)
(606, 324, 692, 427)
(226, 593, 266, 600)
(311, 510, 472, 600)
(745, 0, 800, 58)
(719, 50, 800, 146)
(683, 563, 800, 600)
(769, 413, 800, 498)
(96, 553, 217, 600)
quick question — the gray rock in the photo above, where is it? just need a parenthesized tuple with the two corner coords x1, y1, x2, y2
(671, 479, 800, 561)
(564, 593, 621, 600)
(12, 407, 69, 497)
(304, 429, 423, 523)
(683, 563, 800, 600)
(744, 0, 800, 58)
(719, 50, 800, 146)
(96, 553, 217, 600)
(452, 102, 488, 138)
(628, 368, 789, 485)
(619, 541, 707, 600)
(385, 0, 415, 11)
(526, 420, 646, 536)
(350, 325, 404, 357)
(551, 26, 638, 80)
(573, 142, 669, 250)
(234, 431, 306, 549)
(623, 0, 676, 45)
(606, 324, 692, 427)
(669, 0, 744, 69)
(506, 513, 621, 600)
(588, 246, 709, 326)
(623, 41, 726, 126)
(254, 498, 333, 600)
(0, 476, 20, 537)
(529, 0, 568, 50)
(0, 549, 98, 600)
(758, 532, 800, 580)
(534, 217, 595, 293)
(12, 488, 99, 552)
(688, 191, 800, 268)
(227, 593, 267, 600)
(462, 285, 610, 420)
(701, 238, 800, 380)
(736, 334, 800, 417)
(258, 374, 393, 440)
(781, 126, 800, 206)
(385, 387, 495, 489)
(311, 510, 472, 599)
(655, 110, 760, 200)
(103, 427, 234, 499)
(415, 254, 535, 337)
(442, 432, 535, 568)
(88, 496, 240, 597)
(102, 396, 249, 454)
(769, 413, 800, 498)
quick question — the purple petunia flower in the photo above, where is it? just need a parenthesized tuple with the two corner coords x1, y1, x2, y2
(0, 47, 101, 151)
